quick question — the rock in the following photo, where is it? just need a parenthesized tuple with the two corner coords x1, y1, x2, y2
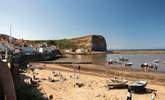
(92, 35, 107, 51)
(95, 94, 101, 97)
(74, 81, 84, 88)
(71, 35, 107, 51)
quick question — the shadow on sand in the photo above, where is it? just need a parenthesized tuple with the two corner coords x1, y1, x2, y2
(11, 54, 49, 100)
(132, 88, 157, 94)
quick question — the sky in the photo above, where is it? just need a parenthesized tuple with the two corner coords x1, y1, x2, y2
(0, 0, 165, 49)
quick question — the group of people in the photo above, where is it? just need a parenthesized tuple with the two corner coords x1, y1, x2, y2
(126, 88, 157, 100)
(141, 62, 159, 71)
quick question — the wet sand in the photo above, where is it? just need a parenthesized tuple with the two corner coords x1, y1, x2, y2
(22, 63, 165, 100)
(32, 62, 165, 86)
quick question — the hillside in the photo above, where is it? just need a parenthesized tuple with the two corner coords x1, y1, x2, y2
(0, 34, 107, 52)
(30, 35, 107, 52)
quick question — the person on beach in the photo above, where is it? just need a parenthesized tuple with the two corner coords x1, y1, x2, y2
(126, 88, 132, 100)
(49, 94, 53, 100)
(72, 63, 76, 72)
(151, 92, 156, 100)
(78, 65, 80, 72)
(0, 61, 17, 100)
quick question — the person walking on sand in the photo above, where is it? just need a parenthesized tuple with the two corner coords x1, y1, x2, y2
(127, 88, 132, 100)
(78, 65, 80, 72)
(151, 92, 156, 100)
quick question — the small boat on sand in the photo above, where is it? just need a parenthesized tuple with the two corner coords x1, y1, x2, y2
(153, 59, 160, 63)
(107, 59, 122, 65)
(106, 78, 128, 89)
(129, 80, 148, 92)
(119, 56, 129, 62)
(125, 62, 133, 66)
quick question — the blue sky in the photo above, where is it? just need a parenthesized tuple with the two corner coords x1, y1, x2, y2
(0, 0, 165, 49)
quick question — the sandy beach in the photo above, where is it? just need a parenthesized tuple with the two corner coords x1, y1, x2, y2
(20, 63, 165, 100)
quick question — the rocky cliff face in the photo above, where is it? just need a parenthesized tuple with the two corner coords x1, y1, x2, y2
(71, 35, 107, 51)
(92, 35, 107, 51)
(0, 34, 16, 50)
(0, 34, 16, 41)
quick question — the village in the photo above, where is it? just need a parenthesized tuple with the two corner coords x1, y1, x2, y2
(1, 34, 165, 100)
(1, 0, 165, 100)
(0, 34, 108, 63)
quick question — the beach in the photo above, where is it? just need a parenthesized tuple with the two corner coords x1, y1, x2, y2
(21, 62, 165, 100)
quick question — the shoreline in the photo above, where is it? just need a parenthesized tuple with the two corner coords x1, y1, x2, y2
(110, 50, 165, 54)
(32, 62, 165, 86)
(57, 64, 165, 86)
(63, 50, 165, 55)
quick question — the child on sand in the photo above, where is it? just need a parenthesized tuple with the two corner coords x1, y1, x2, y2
(151, 92, 156, 100)
(127, 88, 132, 100)
(49, 94, 53, 100)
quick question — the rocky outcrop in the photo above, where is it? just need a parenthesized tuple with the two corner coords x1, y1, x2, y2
(0, 34, 16, 51)
(71, 35, 107, 51)
(0, 34, 16, 42)
(92, 35, 107, 51)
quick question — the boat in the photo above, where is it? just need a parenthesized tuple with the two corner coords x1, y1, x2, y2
(153, 59, 160, 63)
(110, 78, 128, 83)
(107, 59, 122, 65)
(119, 56, 129, 62)
(125, 62, 133, 66)
(106, 78, 128, 89)
(129, 80, 148, 92)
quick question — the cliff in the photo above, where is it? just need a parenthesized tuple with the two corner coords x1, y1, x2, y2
(71, 35, 107, 51)
(0, 34, 16, 42)
(0, 34, 16, 51)
(0, 34, 107, 52)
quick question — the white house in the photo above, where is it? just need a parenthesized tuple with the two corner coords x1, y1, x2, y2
(76, 48, 85, 53)
(64, 49, 72, 53)
(38, 47, 44, 53)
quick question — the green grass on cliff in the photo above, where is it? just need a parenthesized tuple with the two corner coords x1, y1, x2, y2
(30, 39, 78, 49)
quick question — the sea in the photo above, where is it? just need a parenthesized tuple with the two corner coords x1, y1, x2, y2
(65, 54, 165, 72)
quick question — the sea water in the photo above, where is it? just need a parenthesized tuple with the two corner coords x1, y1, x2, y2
(66, 54, 165, 72)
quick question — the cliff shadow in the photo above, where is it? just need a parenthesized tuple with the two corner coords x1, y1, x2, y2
(14, 72, 49, 100)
